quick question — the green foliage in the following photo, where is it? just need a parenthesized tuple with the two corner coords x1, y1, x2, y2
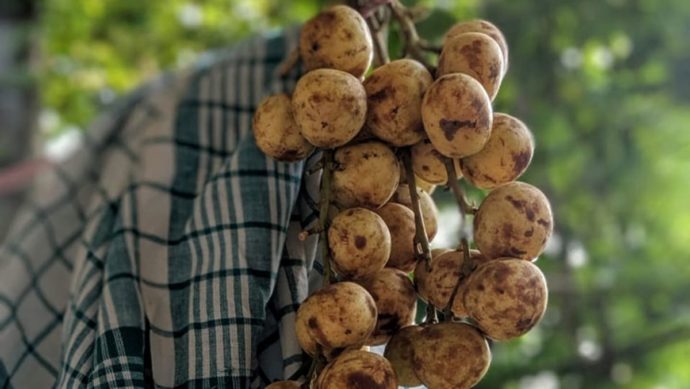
(38, 0, 690, 387)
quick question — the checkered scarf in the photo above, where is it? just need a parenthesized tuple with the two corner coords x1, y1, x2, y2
(0, 28, 324, 388)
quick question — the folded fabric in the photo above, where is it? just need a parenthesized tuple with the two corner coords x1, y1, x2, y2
(0, 28, 323, 388)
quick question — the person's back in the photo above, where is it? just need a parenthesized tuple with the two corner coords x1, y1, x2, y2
(0, 27, 323, 388)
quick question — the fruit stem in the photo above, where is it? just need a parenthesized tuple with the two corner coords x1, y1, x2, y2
(444, 159, 477, 219)
(388, 0, 436, 72)
(303, 346, 327, 389)
(367, 12, 391, 66)
(401, 147, 432, 265)
(424, 303, 438, 325)
(319, 150, 336, 287)
(442, 238, 477, 319)
(277, 47, 300, 77)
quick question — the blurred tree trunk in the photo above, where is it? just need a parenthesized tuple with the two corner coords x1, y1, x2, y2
(0, 0, 38, 240)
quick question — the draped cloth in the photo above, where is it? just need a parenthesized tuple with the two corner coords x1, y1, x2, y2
(0, 28, 324, 388)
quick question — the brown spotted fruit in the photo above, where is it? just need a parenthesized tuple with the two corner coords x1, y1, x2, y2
(316, 349, 397, 389)
(461, 258, 548, 341)
(421, 73, 493, 158)
(412, 322, 491, 389)
(265, 381, 300, 389)
(328, 208, 391, 280)
(252, 93, 313, 162)
(473, 182, 553, 260)
(331, 141, 400, 209)
(357, 268, 417, 345)
(374, 203, 417, 272)
(390, 186, 438, 241)
(364, 59, 433, 146)
(295, 282, 377, 357)
(292, 68, 367, 148)
(460, 113, 534, 189)
(299, 5, 373, 78)
(383, 325, 424, 387)
(445, 19, 509, 75)
(410, 139, 462, 185)
(414, 249, 484, 317)
(437, 32, 504, 100)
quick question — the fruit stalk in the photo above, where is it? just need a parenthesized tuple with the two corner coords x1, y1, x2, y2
(388, 0, 435, 71)
(319, 150, 336, 287)
(442, 159, 479, 318)
(401, 147, 432, 265)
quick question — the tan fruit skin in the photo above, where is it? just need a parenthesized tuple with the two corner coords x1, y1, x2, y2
(331, 141, 400, 209)
(422, 73, 493, 158)
(445, 19, 509, 75)
(414, 249, 483, 317)
(364, 59, 433, 146)
(383, 325, 424, 387)
(292, 68, 367, 148)
(374, 203, 417, 272)
(317, 350, 398, 389)
(265, 381, 301, 389)
(461, 113, 534, 189)
(412, 322, 491, 389)
(357, 268, 417, 345)
(411, 139, 449, 184)
(390, 186, 438, 241)
(474, 181, 553, 260)
(462, 258, 548, 341)
(252, 93, 314, 161)
(299, 5, 373, 78)
(295, 282, 377, 356)
(437, 32, 504, 101)
(328, 208, 391, 280)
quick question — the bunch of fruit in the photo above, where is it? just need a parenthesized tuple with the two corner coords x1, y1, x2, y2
(254, 2, 554, 388)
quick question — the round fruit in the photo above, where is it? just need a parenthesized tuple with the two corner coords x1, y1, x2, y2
(299, 5, 373, 78)
(295, 282, 377, 356)
(412, 322, 491, 389)
(414, 249, 483, 317)
(328, 208, 391, 279)
(461, 258, 548, 341)
(411, 139, 462, 184)
(358, 268, 417, 345)
(460, 112, 534, 189)
(364, 59, 433, 146)
(421, 73, 493, 158)
(384, 325, 424, 387)
(266, 381, 300, 389)
(316, 350, 397, 389)
(445, 19, 509, 75)
(331, 141, 400, 209)
(437, 32, 504, 100)
(252, 93, 314, 161)
(374, 203, 417, 272)
(292, 68, 367, 148)
(390, 186, 438, 241)
(473, 182, 553, 260)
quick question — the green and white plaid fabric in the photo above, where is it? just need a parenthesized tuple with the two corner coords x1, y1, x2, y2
(0, 28, 325, 388)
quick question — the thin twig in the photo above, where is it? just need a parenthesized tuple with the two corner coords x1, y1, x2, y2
(277, 48, 300, 77)
(388, 0, 436, 72)
(319, 150, 336, 287)
(442, 238, 478, 319)
(445, 159, 477, 219)
(367, 15, 390, 66)
(400, 148, 432, 265)
(424, 303, 438, 325)
(303, 346, 327, 389)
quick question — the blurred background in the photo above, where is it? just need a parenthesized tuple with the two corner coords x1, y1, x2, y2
(1, 0, 689, 387)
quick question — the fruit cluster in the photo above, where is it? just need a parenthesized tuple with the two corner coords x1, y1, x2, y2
(254, 3, 554, 389)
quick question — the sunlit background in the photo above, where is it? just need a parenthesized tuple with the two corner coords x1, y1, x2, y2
(1, 0, 690, 387)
